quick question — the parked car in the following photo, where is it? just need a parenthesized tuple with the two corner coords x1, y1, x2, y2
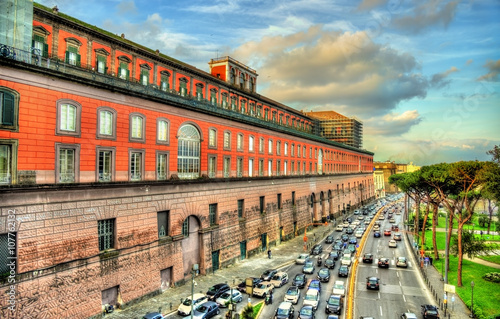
(261, 269, 278, 281)
(378, 257, 390, 268)
(324, 257, 335, 269)
(401, 313, 418, 319)
(293, 273, 307, 289)
(302, 289, 320, 310)
(362, 253, 373, 263)
(253, 282, 274, 298)
(191, 301, 220, 319)
(338, 265, 349, 277)
(311, 244, 323, 255)
(275, 301, 295, 319)
(326, 235, 334, 243)
(215, 290, 243, 307)
(298, 305, 315, 319)
(178, 293, 208, 316)
(366, 276, 380, 290)
(296, 253, 310, 265)
(142, 313, 165, 319)
(325, 294, 343, 315)
(270, 271, 289, 288)
(389, 239, 397, 248)
(332, 280, 345, 296)
(206, 283, 230, 301)
(396, 256, 408, 268)
(303, 261, 315, 274)
(317, 268, 331, 282)
(421, 305, 440, 319)
(284, 286, 300, 304)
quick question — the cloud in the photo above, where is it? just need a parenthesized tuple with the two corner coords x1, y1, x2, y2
(116, 1, 137, 15)
(231, 27, 429, 117)
(365, 110, 423, 136)
(430, 66, 459, 88)
(392, 0, 459, 34)
(477, 59, 500, 81)
(356, 0, 388, 11)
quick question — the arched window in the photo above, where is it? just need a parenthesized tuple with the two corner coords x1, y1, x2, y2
(177, 124, 200, 179)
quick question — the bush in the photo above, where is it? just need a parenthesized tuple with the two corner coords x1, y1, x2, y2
(483, 272, 500, 283)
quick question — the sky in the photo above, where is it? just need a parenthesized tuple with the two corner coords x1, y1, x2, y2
(35, 0, 500, 166)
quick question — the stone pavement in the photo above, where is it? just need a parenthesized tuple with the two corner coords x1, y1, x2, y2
(105, 223, 335, 319)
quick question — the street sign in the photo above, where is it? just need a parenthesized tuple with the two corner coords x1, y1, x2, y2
(444, 284, 456, 293)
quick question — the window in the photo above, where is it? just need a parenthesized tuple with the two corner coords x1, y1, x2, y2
(56, 143, 80, 183)
(297, 145, 301, 158)
(196, 84, 203, 100)
(96, 107, 116, 140)
(292, 191, 296, 206)
(182, 218, 189, 237)
(276, 141, 281, 155)
(0, 233, 16, 274)
(258, 159, 264, 176)
(277, 193, 282, 209)
(160, 72, 170, 91)
(0, 140, 17, 185)
(259, 196, 265, 214)
(208, 128, 217, 148)
(259, 138, 264, 153)
(249, 136, 254, 152)
(157, 152, 169, 180)
(231, 96, 237, 111)
(157, 118, 169, 144)
(291, 144, 294, 157)
(221, 93, 228, 109)
(240, 73, 245, 89)
(268, 139, 273, 154)
(268, 159, 273, 177)
(118, 61, 130, 80)
(96, 55, 108, 74)
(240, 100, 246, 113)
(248, 158, 254, 177)
(98, 219, 115, 251)
(284, 161, 287, 175)
(129, 150, 144, 181)
(56, 100, 81, 137)
(65, 38, 81, 66)
(237, 134, 244, 151)
(129, 113, 145, 142)
(223, 156, 231, 178)
(237, 199, 244, 218)
(223, 131, 231, 150)
(96, 147, 115, 182)
(209, 203, 217, 226)
(237, 157, 243, 177)
(179, 78, 189, 96)
(32, 33, 48, 58)
(210, 88, 218, 106)
(177, 124, 201, 179)
(310, 147, 312, 159)
(284, 142, 288, 156)
(277, 160, 281, 176)
(0, 88, 19, 131)
(157, 211, 169, 238)
(208, 155, 216, 178)
(303, 146, 306, 158)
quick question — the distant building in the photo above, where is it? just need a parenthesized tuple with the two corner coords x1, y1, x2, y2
(303, 111, 363, 149)
(373, 161, 421, 194)
(374, 170, 385, 198)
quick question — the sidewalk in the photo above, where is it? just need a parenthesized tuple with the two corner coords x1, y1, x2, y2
(407, 234, 472, 319)
(105, 223, 335, 318)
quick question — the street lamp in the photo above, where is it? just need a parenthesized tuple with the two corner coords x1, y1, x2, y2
(190, 264, 199, 319)
(469, 281, 475, 318)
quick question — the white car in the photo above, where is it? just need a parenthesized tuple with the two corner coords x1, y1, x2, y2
(302, 289, 320, 310)
(355, 230, 364, 238)
(336, 225, 344, 232)
(252, 282, 274, 297)
(332, 280, 345, 296)
(177, 293, 208, 316)
(341, 253, 352, 266)
(389, 240, 397, 248)
(215, 290, 243, 307)
(295, 254, 310, 265)
(284, 286, 300, 304)
(270, 271, 289, 288)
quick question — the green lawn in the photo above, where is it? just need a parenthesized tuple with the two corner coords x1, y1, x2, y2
(477, 254, 500, 264)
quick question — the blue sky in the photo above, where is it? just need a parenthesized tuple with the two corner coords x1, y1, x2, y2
(36, 0, 500, 165)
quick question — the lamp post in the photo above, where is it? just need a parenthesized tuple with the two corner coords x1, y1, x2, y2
(469, 281, 475, 318)
(191, 264, 199, 319)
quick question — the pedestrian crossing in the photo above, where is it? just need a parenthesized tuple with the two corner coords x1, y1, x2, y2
(357, 257, 413, 268)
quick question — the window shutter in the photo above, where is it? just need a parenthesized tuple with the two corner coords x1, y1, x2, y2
(76, 54, 81, 66)
(2, 93, 15, 126)
(43, 43, 49, 58)
(65, 51, 70, 63)
(126, 69, 130, 80)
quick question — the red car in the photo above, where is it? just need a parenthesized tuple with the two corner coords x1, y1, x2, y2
(384, 229, 391, 236)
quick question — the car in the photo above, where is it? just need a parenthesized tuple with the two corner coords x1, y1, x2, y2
(326, 235, 334, 243)
(275, 301, 295, 319)
(335, 225, 344, 232)
(307, 279, 322, 292)
(332, 280, 345, 296)
(346, 227, 354, 234)
(362, 253, 373, 263)
(178, 293, 208, 316)
(298, 305, 315, 319)
(206, 283, 230, 301)
(401, 312, 418, 319)
(311, 244, 323, 255)
(366, 276, 380, 290)
(354, 209, 360, 215)
(355, 230, 364, 238)
(333, 242, 343, 251)
(303, 261, 315, 274)
(379, 215, 385, 220)
(392, 224, 399, 231)
(142, 312, 165, 319)
(271, 271, 289, 288)
(296, 254, 310, 265)
(293, 273, 307, 289)
(347, 217, 353, 223)
(317, 268, 331, 282)
(421, 305, 440, 319)
(261, 269, 278, 281)
(338, 265, 349, 277)
(393, 233, 402, 241)
(253, 281, 274, 297)
(389, 218, 396, 223)
(384, 229, 391, 236)
(396, 256, 408, 268)
(237, 277, 262, 293)
(329, 251, 340, 260)
(341, 234, 349, 242)
(216, 290, 243, 307)
(373, 230, 381, 238)
(389, 239, 397, 248)
(348, 236, 357, 244)
(373, 225, 380, 231)
(341, 255, 352, 266)
(378, 257, 390, 268)
(325, 294, 343, 314)
(324, 257, 335, 269)
(302, 289, 320, 310)
(343, 221, 350, 228)
(191, 301, 220, 319)
(358, 215, 364, 220)
(284, 286, 300, 304)
(347, 244, 356, 254)
(364, 220, 370, 225)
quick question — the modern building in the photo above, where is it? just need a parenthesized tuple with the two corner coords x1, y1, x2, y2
(303, 110, 363, 149)
(0, 2, 374, 318)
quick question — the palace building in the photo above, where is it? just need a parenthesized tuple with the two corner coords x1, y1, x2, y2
(0, 1, 374, 318)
